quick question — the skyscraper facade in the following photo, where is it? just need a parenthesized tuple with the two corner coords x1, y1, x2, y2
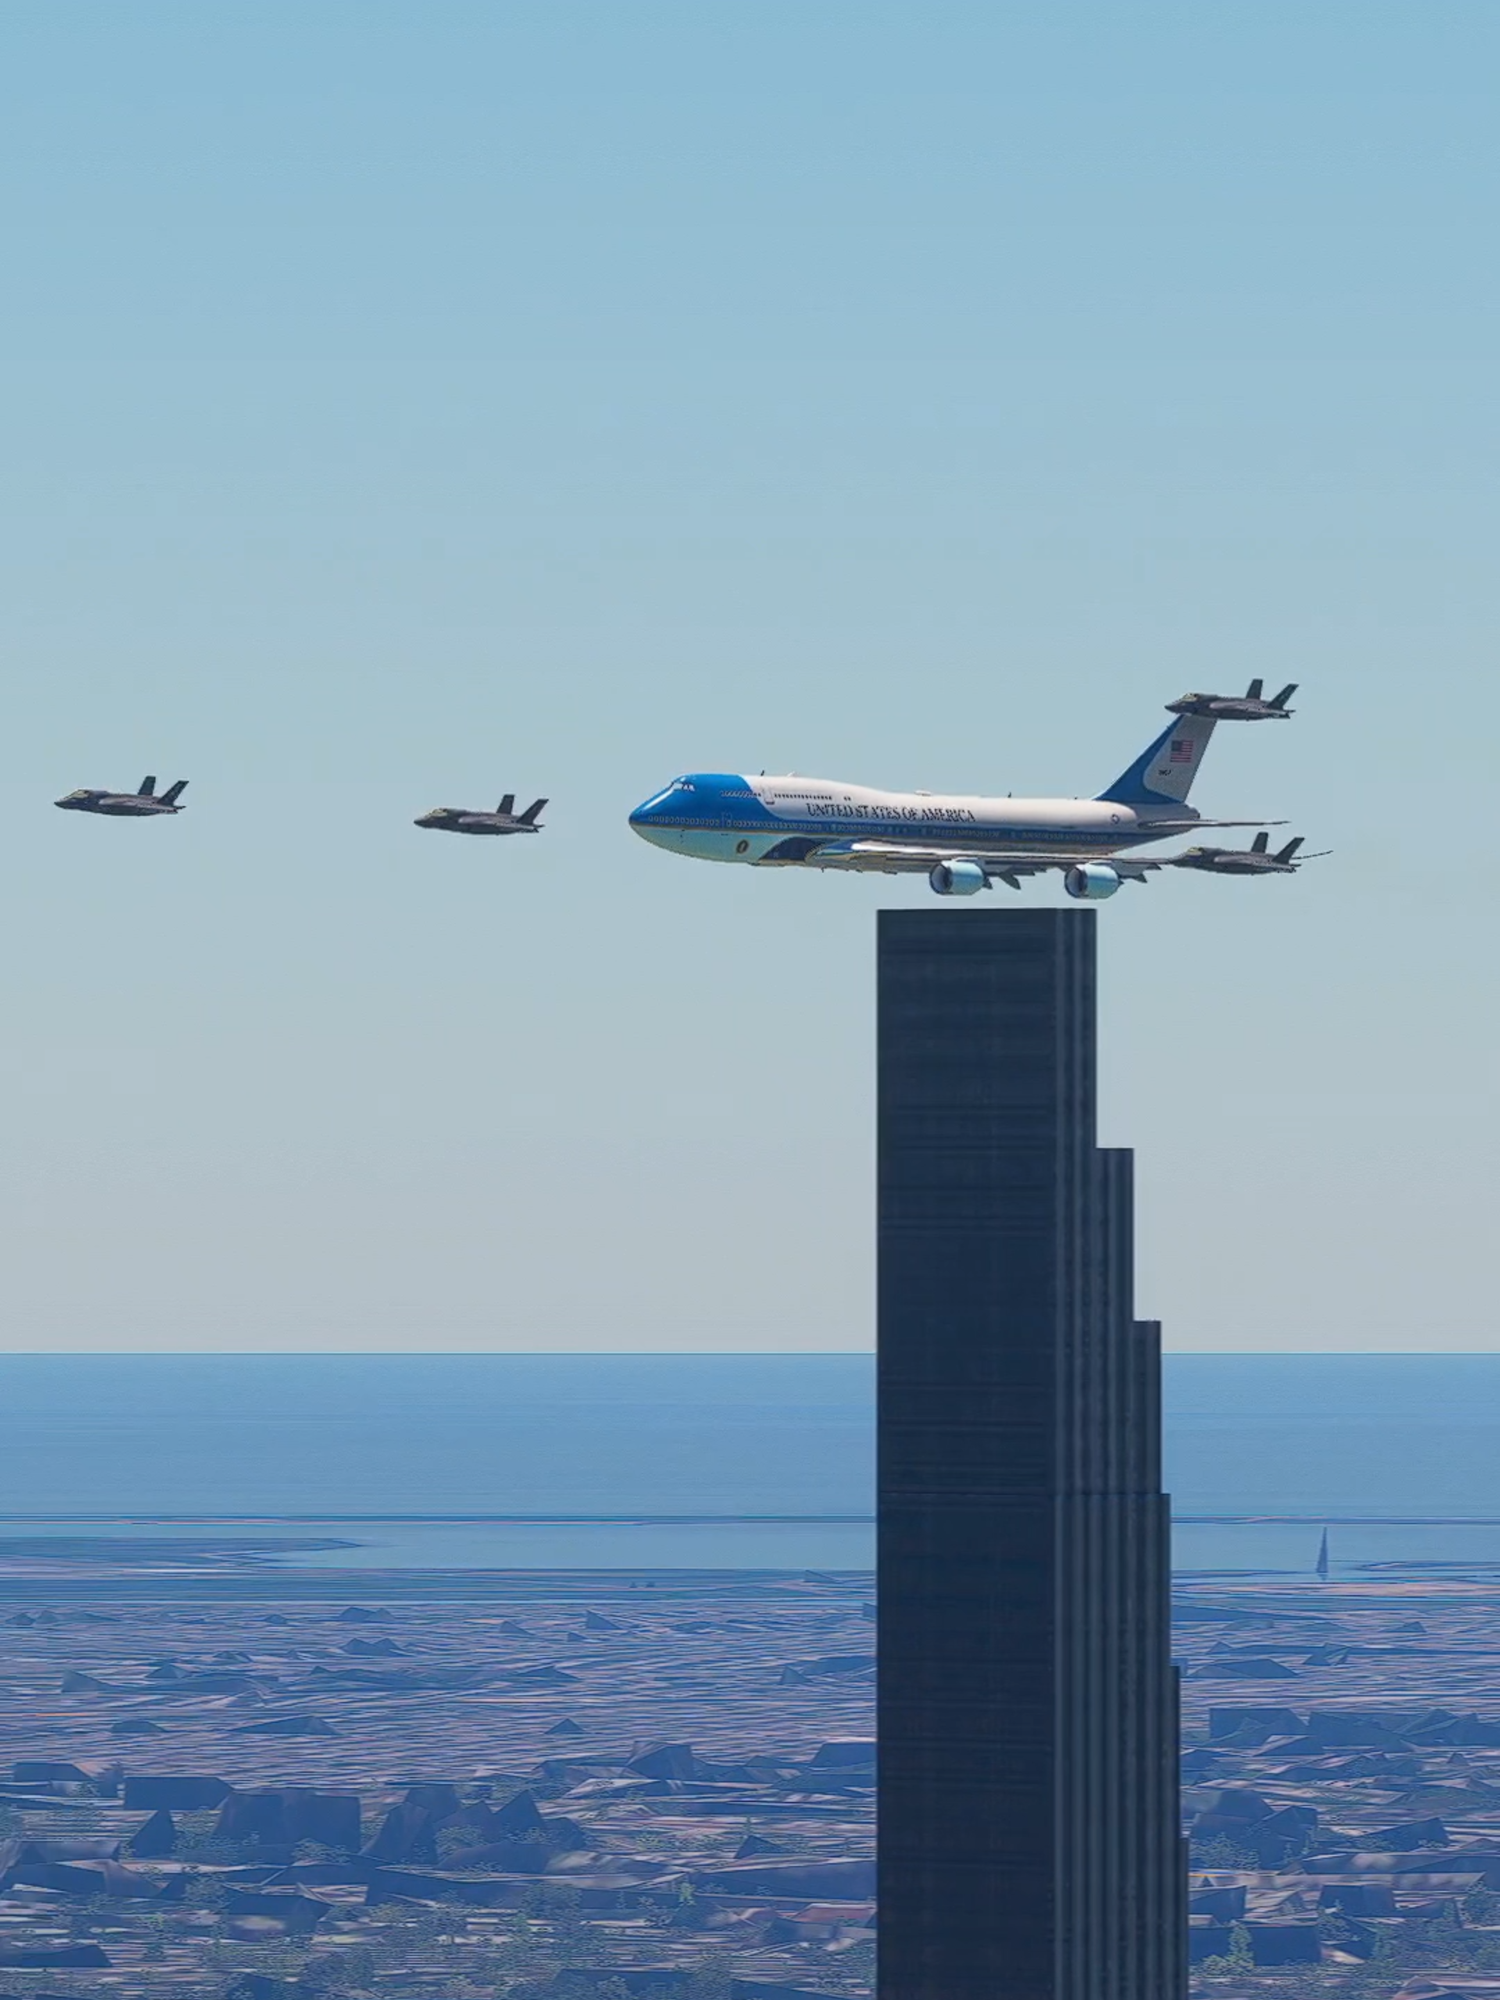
(877, 909, 1184, 2000)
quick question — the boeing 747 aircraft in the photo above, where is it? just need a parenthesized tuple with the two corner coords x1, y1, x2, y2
(629, 699, 1314, 899)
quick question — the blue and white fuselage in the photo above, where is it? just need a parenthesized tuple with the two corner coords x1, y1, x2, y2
(627, 712, 1285, 898)
(630, 774, 1176, 863)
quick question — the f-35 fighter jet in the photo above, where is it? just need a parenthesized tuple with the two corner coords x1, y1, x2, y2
(414, 793, 547, 836)
(55, 776, 188, 817)
(1168, 831, 1319, 876)
(1166, 678, 1296, 721)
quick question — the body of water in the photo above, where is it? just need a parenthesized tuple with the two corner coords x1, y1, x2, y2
(2, 1352, 1498, 1571)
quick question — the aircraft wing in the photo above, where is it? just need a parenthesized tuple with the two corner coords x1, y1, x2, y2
(799, 840, 1034, 875)
(802, 840, 1166, 884)
(804, 837, 1321, 888)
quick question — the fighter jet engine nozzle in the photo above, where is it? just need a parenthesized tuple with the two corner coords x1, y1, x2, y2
(1064, 863, 1123, 901)
(928, 861, 987, 897)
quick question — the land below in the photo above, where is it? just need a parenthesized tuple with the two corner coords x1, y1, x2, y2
(0, 1550, 1497, 1999)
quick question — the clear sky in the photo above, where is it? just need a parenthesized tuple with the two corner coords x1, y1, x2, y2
(1, 2, 1495, 1352)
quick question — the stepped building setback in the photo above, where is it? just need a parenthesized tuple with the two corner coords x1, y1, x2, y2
(877, 909, 1185, 2000)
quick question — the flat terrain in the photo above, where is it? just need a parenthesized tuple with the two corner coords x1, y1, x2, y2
(1176, 1565, 1500, 2000)
(0, 1564, 875, 1999)
(5, 1552, 1500, 1997)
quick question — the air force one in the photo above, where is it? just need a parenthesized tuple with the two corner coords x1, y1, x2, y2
(629, 697, 1320, 900)
(55, 776, 188, 817)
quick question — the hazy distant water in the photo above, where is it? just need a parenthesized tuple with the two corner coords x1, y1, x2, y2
(3, 1353, 1500, 1570)
(1168, 1354, 1500, 1571)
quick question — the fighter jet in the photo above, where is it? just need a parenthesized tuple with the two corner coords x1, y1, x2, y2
(1167, 832, 1321, 876)
(1166, 678, 1296, 721)
(55, 776, 188, 817)
(414, 793, 547, 836)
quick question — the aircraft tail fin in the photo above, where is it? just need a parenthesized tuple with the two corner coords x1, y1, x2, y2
(138, 775, 156, 797)
(1097, 716, 1217, 815)
(518, 797, 547, 825)
(1245, 678, 1264, 701)
(497, 793, 515, 817)
(1275, 836, 1304, 864)
(1269, 682, 1297, 710)
(160, 779, 188, 806)
(1251, 831, 1269, 853)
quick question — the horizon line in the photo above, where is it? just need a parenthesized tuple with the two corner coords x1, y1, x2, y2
(0, 1348, 1493, 1359)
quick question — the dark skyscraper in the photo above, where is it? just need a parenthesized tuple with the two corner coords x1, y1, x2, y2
(877, 909, 1184, 2000)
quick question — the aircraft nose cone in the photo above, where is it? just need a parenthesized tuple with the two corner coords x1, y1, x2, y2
(629, 793, 683, 851)
(629, 790, 669, 829)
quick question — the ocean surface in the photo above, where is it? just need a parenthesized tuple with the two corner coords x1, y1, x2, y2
(3, 1352, 1500, 1573)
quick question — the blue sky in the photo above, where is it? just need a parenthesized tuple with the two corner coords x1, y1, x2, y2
(1, 2, 1495, 1351)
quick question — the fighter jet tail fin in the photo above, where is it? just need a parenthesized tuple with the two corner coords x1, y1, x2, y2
(1269, 682, 1297, 710)
(138, 776, 157, 797)
(518, 797, 547, 825)
(1245, 679, 1264, 701)
(1251, 830, 1270, 853)
(1275, 836, 1304, 864)
(160, 780, 188, 806)
(1097, 716, 1217, 815)
(497, 793, 515, 817)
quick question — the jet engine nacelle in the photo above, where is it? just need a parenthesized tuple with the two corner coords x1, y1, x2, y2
(929, 860, 988, 897)
(1064, 863, 1122, 901)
